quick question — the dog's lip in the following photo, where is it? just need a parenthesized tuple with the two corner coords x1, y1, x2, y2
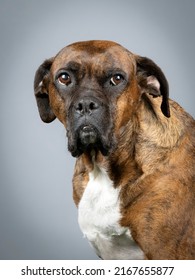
(67, 124, 113, 157)
(82, 125, 93, 132)
(79, 124, 96, 134)
(79, 125, 98, 145)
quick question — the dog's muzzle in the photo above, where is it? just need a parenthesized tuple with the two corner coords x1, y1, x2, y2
(67, 96, 113, 157)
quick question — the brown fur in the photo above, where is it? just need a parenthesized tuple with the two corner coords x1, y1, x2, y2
(34, 40, 195, 259)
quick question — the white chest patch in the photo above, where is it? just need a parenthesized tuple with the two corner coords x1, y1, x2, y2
(78, 165, 143, 260)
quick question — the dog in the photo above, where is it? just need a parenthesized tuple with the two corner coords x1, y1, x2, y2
(34, 40, 195, 259)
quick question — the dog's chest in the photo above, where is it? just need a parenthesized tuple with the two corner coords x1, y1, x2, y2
(78, 166, 143, 260)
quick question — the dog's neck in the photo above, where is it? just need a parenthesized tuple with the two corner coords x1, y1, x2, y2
(80, 96, 186, 190)
(108, 116, 142, 188)
(79, 114, 142, 189)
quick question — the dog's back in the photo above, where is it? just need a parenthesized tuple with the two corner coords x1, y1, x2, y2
(120, 95, 195, 259)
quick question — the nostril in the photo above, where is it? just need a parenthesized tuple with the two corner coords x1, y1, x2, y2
(76, 102, 84, 113)
(78, 103, 83, 111)
(89, 102, 98, 111)
(75, 99, 100, 115)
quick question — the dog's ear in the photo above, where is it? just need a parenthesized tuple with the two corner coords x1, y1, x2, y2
(136, 56, 170, 118)
(34, 58, 56, 123)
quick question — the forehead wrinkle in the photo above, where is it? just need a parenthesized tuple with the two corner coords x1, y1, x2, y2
(90, 51, 133, 77)
(52, 44, 135, 77)
(52, 50, 84, 72)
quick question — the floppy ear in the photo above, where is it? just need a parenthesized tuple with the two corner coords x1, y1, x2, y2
(34, 58, 56, 123)
(136, 56, 170, 118)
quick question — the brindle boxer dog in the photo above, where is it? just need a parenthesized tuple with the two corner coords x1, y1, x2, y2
(34, 40, 195, 259)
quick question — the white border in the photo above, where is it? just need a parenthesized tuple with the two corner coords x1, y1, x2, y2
(0, 260, 194, 279)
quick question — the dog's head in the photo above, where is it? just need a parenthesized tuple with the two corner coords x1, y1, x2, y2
(34, 40, 170, 157)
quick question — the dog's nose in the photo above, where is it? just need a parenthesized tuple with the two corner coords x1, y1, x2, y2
(75, 98, 100, 115)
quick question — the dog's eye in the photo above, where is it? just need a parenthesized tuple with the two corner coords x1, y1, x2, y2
(58, 72, 72, 86)
(110, 74, 124, 86)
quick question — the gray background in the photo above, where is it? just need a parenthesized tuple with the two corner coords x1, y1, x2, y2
(0, 0, 194, 259)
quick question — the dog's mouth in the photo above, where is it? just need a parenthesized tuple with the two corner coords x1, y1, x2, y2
(68, 124, 112, 157)
(79, 125, 98, 146)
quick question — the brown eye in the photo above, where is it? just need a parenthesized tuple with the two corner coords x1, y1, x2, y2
(58, 72, 71, 86)
(110, 74, 124, 86)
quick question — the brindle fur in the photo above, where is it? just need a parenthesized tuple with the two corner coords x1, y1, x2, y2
(34, 40, 195, 259)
